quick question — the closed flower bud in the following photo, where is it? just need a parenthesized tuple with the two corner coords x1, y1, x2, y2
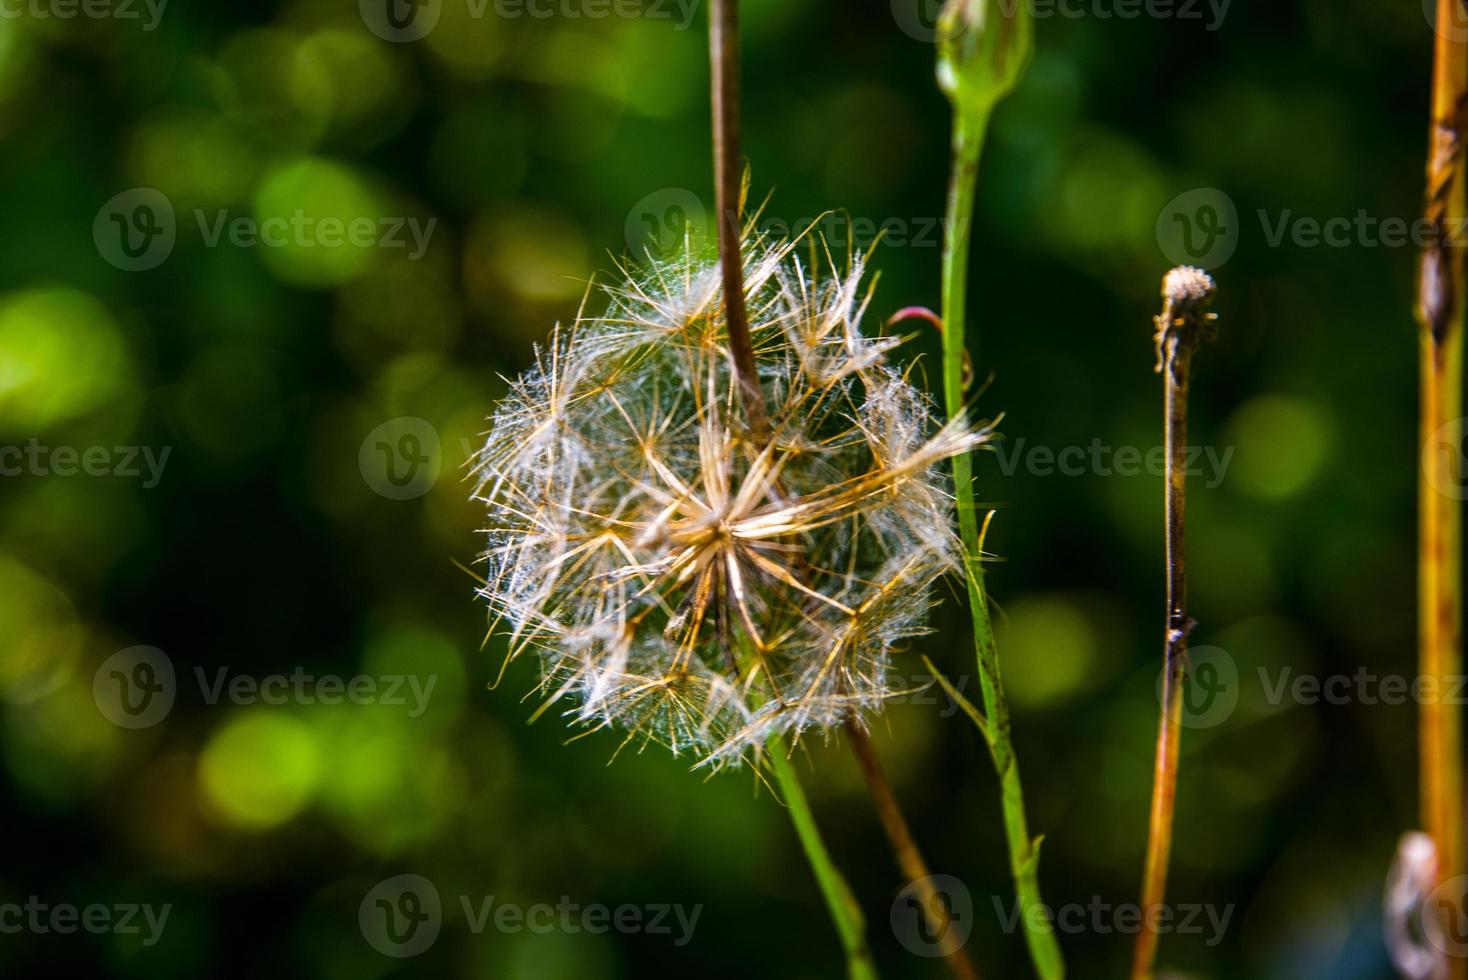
(937, 0, 1034, 114)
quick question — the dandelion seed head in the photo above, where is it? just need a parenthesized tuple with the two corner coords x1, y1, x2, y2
(473, 232, 990, 767)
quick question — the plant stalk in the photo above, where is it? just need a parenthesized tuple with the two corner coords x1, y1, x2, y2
(846, 721, 981, 980)
(710, 3, 889, 975)
(1131, 269, 1216, 979)
(709, 0, 767, 439)
(766, 736, 881, 980)
(941, 106, 1065, 980)
(1417, 3, 1466, 975)
(710, 6, 974, 977)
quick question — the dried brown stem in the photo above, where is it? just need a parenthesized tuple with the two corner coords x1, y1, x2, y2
(709, 0, 767, 439)
(1131, 268, 1216, 980)
(708, 11, 964, 976)
(846, 722, 980, 980)
(1417, 4, 1467, 976)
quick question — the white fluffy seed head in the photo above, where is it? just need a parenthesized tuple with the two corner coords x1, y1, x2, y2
(472, 232, 991, 768)
(1162, 266, 1216, 304)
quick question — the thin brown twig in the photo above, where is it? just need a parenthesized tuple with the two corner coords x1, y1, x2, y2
(707, 8, 972, 975)
(1417, 4, 1467, 977)
(846, 721, 981, 980)
(1131, 267, 1217, 980)
(708, 5, 874, 976)
(709, 0, 767, 439)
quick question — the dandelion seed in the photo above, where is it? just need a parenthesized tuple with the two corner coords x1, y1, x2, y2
(473, 232, 991, 767)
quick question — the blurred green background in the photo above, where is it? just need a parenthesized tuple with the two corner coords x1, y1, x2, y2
(0, 0, 1442, 976)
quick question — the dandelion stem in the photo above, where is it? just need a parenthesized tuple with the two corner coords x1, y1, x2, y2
(765, 736, 880, 980)
(1416, 4, 1466, 975)
(845, 722, 981, 980)
(710, 5, 972, 976)
(941, 103, 1065, 980)
(1131, 268, 1217, 980)
(708, 0, 768, 438)
(710, 4, 881, 974)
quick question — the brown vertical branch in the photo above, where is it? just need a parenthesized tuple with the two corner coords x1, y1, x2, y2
(708, 12, 871, 975)
(1418, 3, 1467, 976)
(708, 9, 975, 976)
(1131, 268, 1217, 980)
(846, 722, 980, 980)
(709, 0, 767, 438)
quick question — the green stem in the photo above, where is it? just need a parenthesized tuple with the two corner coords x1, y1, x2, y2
(941, 109, 1065, 980)
(765, 735, 880, 980)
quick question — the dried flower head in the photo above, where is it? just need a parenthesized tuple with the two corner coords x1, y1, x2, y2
(1154, 265, 1220, 378)
(472, 232, 990, 767)
(1161, 265, 1216, 305)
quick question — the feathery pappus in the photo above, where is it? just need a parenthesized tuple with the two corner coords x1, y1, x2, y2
(472, 229, 994, 768)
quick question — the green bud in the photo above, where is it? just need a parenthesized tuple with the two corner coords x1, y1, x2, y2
(936, 0, 1034, 114)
